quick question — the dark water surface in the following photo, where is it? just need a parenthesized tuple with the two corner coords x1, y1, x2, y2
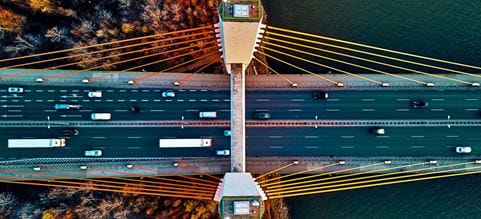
(263, 1, 481, 218)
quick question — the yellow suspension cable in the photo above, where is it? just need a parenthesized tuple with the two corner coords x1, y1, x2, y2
(262, 45, 383, 85)
(266, 162, 432, 193)
(263, 35, 473, 85)
(268, 164, 481, 199)
(263, 162, 384, 188)
(257, 163, 339, 185)
(267, 26, 481, 72)
(266, 31, 481, 81)
(264, 37, 427, 85)
(253, 56, 297, 86)
(257, 50, 339, 84)
(255, 162, 298, 180)
(267, 162, 474, 195)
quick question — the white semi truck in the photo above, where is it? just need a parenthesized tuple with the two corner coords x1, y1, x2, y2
(159, 138, 212, 148)
(8, 139, 66, 148)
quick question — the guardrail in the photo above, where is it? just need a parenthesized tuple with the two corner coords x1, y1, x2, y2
(2, 119, 481, 128)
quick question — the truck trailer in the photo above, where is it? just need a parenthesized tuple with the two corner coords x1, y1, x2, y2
(8, 139, 66, 148)
(159, 138, 212, 148)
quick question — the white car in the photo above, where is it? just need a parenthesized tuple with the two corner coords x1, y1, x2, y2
(91, 113, 111, 120)
(7, 87, 23, 93)
(223, 130, 232, 137)
(455, 146, 472, 154)
(216, 150, 230, 156)
(85, 150, 102, 157)
(88, 91, 102, 98)
(162, 91, 175, 98)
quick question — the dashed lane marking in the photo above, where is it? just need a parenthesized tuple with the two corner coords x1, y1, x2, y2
(396, 98, 409, 101)
(341, 136, 354, 138)
(189, 99, 196, 102)
(362, 109, 375, 112)
(177, 99, 184, 102)
(326, 109, 340, 112)
(129, 99, 137, 102)
(327, 98, 340, 101)
(465, 98, 478, 101)
(255, 109, 269, 111)
(128, 147, 142, 149)
(119, 90, 127, 92)
(411, 135, 424, 138)
(106, 100, 113, 102)
(430, 109, 444, 112)
(396, 109, 409, 111)
(221, 109, 230, 112)
(92, 137, 106, 139)
(256, 99, 269, 102)
(305, 136, 319, 138)
(465, 109, 478, 111)
(153, 99, 161, 102)
(128, 137, 142, 139)
(446, 135, 459, 138)
(432, 99, 444, 101)
(212, 99, 219, 102)
(185, 109, 199, 112)
(411, 146, 425, 148)
(362, 99, 375, 101)
(201, 99, 208, 102)
(47, 90, 55, 92)
(114, 109, 128, 112)
(141, 99, 149, 102)
(150, 109, 164, 112)
(270, 146, 283, 149)
(305, 146, 319, 149)
(291, 99, 305, 101)
(341, 146, 355, 149)
(269, 136, 282, 138)
(289, 109, 302, 112)
(377, 146, 390, 149)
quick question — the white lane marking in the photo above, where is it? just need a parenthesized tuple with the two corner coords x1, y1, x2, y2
(36, 90, 44, 92)
(201, 89, 208, 92)
(431, 109, 444, 112)
(48, 90, 55, 92)
(446, 135, 459, 138)
(82, 100, 90, 102)
(411, 135, 424, 138)
(83, 90, 90, 92)
(376, 135, 390, 138)
(305, 146, 319, 149)
(289, 109, 302, 112)
(411, 146, 425, 148)
(305, 136, 319, 139)
(270, 146, 283, 149)
(255, 109, 269, 111)
(177, 99, 184, 102)
(465, 98, 478, 101)
(186, 109, 199, 112)
(107, 90, 114, 92)
(1, 115, 23, 118)
(141, 99, 149, 102)
(269, 136, 282, 138)
(362, 109, 375, 112)
(291, 99, 304, 101)
(165, 99, 172, 102)
(7, 110, 21, 112)
(131, 90, 138, 92)
(128, 137, 141, 139)
(341, 136, 354, 138)
(106, 100, 113, 102)
(128, 147, 142, 149)
(377, 146, 390, 149)
(432, 99, 444, 101)
(189, 99, 196, 102)
(326, 109, 340, 112)
(212, 99, 219, 102)
(44, 110, 56, 112)
(341, 146, 355, 149)
(0, 100, 5, 102)
(189, 89, 197, 92)
(154, 90, 161, 92)
(60, 90, 67, 92)
(396, 98, 409, 101)
(1, 105, 24, 108)
(150, 109, 164, 112)
(114, 109, 128, 112)
(224, 99, 231, 102)
(465, 109, 479, 111)
(200, 99, 208, 102)
(327, 98, 340, 102)
(70, 99, 78, 102)
(396, 109, 409, 111)
(24, 100, 31, 102)
(221, 109, 231, 112)
(119, 90, 127, 92)
(141, 90, 149, 92)
(92, 137, 106, 139)
(94, 99, 101, 102)
(35, 100, 43, 102)
(362, 98, 375, 101)
(256, 99, 269, 102)
(153, 99, 161, 102)
(129, 99, 137, 102)
(79, 110, 92, 112)
(59, 115, 82, 118)
(11, 100, 19, 102)
(72, 90, 79, 92)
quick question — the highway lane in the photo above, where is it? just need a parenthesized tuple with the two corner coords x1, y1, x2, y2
(1, 126, 481, 159)
(2, 86, 481, 121)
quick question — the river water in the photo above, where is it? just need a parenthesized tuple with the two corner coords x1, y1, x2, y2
(263, 0, 481, 218)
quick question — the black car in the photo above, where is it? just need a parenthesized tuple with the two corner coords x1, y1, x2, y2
(130, 106, 141, 113)
(254, 112, 271, 120)
(411, 100, 428, 108)
(313, 91, 329, 99)
(63, 129, 79, 136)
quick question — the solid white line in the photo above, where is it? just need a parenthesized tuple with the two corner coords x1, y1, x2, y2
(4, 115, 23, 118)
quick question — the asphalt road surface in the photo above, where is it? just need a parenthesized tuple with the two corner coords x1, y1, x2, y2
(1, 85, 481, 159)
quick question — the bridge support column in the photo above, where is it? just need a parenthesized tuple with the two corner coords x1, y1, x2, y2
(229, 63, 246, 173)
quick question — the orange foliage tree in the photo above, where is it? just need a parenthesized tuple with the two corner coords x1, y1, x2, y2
(0, 7, 26, 33)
